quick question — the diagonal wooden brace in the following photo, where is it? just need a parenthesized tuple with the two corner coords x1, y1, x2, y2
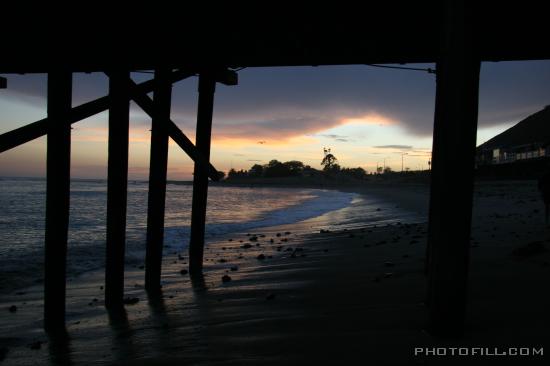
(119, 75, 221, 182)
(0, 69, 194, 153)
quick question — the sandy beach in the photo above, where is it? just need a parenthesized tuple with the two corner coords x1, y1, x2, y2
(1, 180, 549, 365)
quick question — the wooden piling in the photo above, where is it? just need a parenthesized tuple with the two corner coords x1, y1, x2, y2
(145, 69, 172, 292)
(44, 71, 72, 330)
(426, 1, 480, 336)
(189, 72, 216, 274)
(105, 70, 130, 307)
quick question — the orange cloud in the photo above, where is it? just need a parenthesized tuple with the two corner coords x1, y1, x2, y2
(338, 113, 396, 126)
(208, 111, 399, 146)
(65, 111, 400, 149)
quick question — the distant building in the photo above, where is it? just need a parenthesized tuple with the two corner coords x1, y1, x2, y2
(476, 105, 550, 166)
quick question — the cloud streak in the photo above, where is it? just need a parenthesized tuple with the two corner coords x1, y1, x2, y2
(373, 145, 413, 149)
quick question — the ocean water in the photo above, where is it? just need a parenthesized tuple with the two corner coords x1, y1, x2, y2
(0, 177, 424, 293)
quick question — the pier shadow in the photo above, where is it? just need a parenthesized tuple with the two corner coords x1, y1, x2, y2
(107, 305, 136, 363)
(146, 289, 173, 355)
(190, 272, 207, 293)
(146, 288, 168, 320)
(46, 327, 73, 366)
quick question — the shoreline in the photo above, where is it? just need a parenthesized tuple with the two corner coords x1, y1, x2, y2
(1, 181, 549, 364)
(0, 182, 423, 296)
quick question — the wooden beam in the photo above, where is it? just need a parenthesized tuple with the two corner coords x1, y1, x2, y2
(0, 70, 194, 154)
(119, 75, 221, 182)
(215, 69, 238, 86)
(145, 68, 172, 292)
(44, 71, 72, 331)
(426, 1, 480, 337)
(189, 72, 217, 274)
(105, 70, 130, 307)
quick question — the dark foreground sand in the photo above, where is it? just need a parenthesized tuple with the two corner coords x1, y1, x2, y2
(1, 181, 549, 365)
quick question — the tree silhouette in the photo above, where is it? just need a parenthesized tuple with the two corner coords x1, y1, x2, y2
(321, 152, 338, 171)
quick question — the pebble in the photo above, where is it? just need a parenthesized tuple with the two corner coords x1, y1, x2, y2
(257, 254, 266, 260)
(180, 269, 188, 275)
(8, 305, 17, 313)
(222, 275, 232, 283)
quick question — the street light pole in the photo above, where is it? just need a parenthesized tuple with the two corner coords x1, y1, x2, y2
(401, 152, 408, 172)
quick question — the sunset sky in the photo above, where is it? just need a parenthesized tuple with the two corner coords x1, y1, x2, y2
(1, 61, 550, 180)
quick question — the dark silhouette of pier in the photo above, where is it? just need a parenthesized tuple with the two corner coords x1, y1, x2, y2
(0, 2, 549, 340)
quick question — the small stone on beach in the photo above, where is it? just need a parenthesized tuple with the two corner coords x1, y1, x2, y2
(257, 254, 266, 260)
(180, 269, 188, 275)
(222, 275, 232, 283)
(8, 305, 17, 313)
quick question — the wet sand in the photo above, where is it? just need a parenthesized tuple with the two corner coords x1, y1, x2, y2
(1, 181, 549, 365)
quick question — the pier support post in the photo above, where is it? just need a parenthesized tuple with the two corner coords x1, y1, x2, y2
(105, 70, 130, 307)
(44, 71, 72, 331)
(189, 72, 216, 275)
(145, 69, 172, 292)
(426, 2, 480, 336)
